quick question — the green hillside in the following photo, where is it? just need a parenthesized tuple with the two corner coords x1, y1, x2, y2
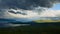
(34, 20, 60, 23)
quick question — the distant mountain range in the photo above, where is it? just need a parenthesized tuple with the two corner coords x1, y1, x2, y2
(0, 18, 34, 24)
(0, 17, 60, 23)
(0, 18, 16, 22)
(0, 18, 60, 27)
(0, 17, 60, 24)
(38, 17, 60, 20)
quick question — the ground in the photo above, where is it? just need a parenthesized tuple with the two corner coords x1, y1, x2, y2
(0, 22, 60, 34)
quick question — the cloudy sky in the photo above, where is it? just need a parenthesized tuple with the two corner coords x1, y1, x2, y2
(0, 0, 60, 22)
(0, 0, 60, 27)
(50, 3, 60, 10)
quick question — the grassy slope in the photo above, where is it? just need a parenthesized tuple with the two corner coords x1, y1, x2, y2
(0, 26, 60, 34)
(34, 20, 60, 23)
(0, 22, 60, 34)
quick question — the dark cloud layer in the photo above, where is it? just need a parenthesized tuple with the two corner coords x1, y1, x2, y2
(0, 0, 60, 10)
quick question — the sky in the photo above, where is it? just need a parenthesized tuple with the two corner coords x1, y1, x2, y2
(0, 0, 60, 22)
(50, 3, 60, 10)
(0, 0, 60, 27)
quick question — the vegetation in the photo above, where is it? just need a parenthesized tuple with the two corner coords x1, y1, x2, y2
(0, 19, 60, 34)
(34, 20, 60, 23)
(0, 25, 60, 34)
(0, 22, 60, 34)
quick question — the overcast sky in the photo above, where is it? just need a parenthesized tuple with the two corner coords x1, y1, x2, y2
(0, 0, 60, 22)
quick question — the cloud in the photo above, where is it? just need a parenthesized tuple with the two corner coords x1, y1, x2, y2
(6, 9, 38, 18)
(39, 10, 60, 17)
(0, 23, 30, 27)
(0, 0, 60, 10)
(0, 9, 60, 21)
(0, 0, 60, 22)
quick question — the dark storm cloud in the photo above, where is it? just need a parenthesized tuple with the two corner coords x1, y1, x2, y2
(8, 10, 27, 15)
(0, 0, 60, 10)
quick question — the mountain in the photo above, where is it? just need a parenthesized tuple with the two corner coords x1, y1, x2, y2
(0, 18, 16, 23)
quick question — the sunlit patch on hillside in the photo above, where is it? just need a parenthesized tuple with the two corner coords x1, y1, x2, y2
(34, 20, 60, 23)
